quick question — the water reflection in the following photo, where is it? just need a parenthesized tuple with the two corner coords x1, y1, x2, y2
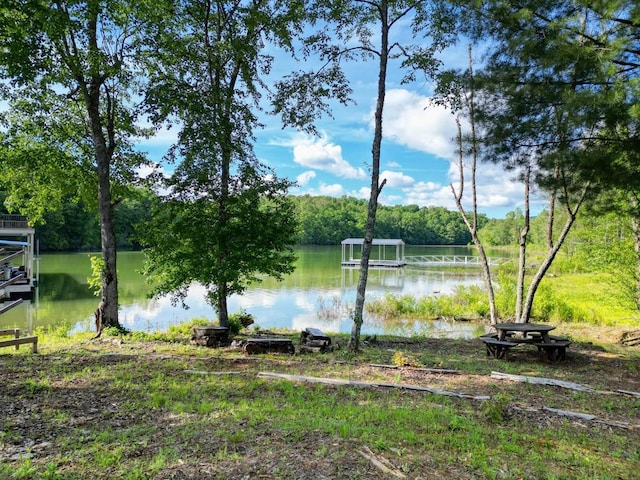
(1, 247, 494, 338)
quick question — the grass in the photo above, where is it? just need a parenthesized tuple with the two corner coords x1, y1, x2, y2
(0, 321, 639, 479)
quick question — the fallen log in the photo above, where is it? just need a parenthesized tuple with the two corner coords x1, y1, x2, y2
(490, 371, 594, 392)
(512, 406, 636, 430)
(542, 407, 596, 421)
(257, 372, 490, 400)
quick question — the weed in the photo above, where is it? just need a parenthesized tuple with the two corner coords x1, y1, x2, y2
(41, 462, 61, 480)
(11, 456, 37, 479)
(24, 378, 50, 394)
(481, 394, 512, 423)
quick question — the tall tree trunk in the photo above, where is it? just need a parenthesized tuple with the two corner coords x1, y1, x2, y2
(450, 47, 497, 324)
(96, 149, 119, 329)
(520, 187, 588, 322)
(217, 282, 229, 327)
(349, 0, 389, 352)
(515, 167, 530, 323)
(85, 2, 119, 331)
(630, 197, 640, 310)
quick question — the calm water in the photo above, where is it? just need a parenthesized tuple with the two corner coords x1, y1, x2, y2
(1, 246, 496, 338)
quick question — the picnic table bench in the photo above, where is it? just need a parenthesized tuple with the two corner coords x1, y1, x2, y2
(481, 336, 520, 360)
(535, 340, 571, 362)
(480, 323, 570, 362)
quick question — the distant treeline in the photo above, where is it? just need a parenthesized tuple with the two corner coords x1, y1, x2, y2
(3, 191, 536, 251)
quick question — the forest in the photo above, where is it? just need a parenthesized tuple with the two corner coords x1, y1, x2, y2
(0, 192, 487, 251)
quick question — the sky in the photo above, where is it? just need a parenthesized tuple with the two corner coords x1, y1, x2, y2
(137, 32, 547, 220)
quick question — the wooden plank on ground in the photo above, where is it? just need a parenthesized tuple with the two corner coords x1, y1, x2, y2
(357, 446, 406, 479)
(490, 371, 594, 392)
(257, 372, 490, 400)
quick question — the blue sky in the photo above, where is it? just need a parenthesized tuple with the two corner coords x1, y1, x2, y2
(138, 39, 547, 220)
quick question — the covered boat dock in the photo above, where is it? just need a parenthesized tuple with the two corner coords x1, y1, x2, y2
(341, 238, 406, 268)
(0, 215, 36, 300)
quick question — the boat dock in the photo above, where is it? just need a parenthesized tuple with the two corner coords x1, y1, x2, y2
(341, 238, 509, 269)
(0, 215, 37, 300)
(341, 238, 407, 268)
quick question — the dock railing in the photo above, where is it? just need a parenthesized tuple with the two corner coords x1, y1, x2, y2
(404, 255, 510, 268)
(0, 215, 29, 229)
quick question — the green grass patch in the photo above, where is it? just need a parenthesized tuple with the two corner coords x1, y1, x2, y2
(1, 321, 639, 479)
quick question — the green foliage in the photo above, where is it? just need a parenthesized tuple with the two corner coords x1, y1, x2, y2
(292, 195, 480, 245)
(141, 184, 298, 316)
(139, 0, 302, 326)
(228, 312, 254, 335)
(102, 325, 131, 337)
(88, 255, 104, 297)
(480, 394, 512, 424)
(368, 286, 491, 321)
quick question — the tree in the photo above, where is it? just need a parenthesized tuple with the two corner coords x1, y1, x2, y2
(445, 47, 498, 323)
(458, 0, 640, 314)
(141, 166, 298, 322)
(0, 0, 154, 333)
(140, 0, 301, 326)
(276, 0, 459, 350)
(452, 0, 608, 322)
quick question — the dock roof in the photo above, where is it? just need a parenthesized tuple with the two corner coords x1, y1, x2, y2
(341, 238, 405, 246)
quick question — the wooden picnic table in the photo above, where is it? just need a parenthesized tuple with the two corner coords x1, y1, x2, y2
(481, 323, 570, 362)
(492, 322, 556, 342)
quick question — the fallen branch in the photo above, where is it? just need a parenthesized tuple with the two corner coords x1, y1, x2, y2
(357, 446, 406, 479)
(617, 389, 640, 398)
(620, 330, 640, 346)
(542, 406, 595, 421)
(184, 370, 244, 376)
(490, 371, 594, 392)
(257, 372, 489, 400)
(512, 406, 636, 430)
(368, 364, 461, 374)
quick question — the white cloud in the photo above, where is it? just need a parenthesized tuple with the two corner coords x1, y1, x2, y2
(379, 89, 459, 159)
(380, 170, 415, 189)
(392, 161, 530, 213)
(318, 183, 346, 196)
(296, 170, 316, 186)
(283, 133, 368, 180)
(353, 186, 370, 200)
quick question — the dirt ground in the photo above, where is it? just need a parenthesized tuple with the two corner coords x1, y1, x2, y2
(1, 331, 639, 479)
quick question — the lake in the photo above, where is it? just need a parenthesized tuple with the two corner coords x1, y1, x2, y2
(1, 246, 496, 338)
